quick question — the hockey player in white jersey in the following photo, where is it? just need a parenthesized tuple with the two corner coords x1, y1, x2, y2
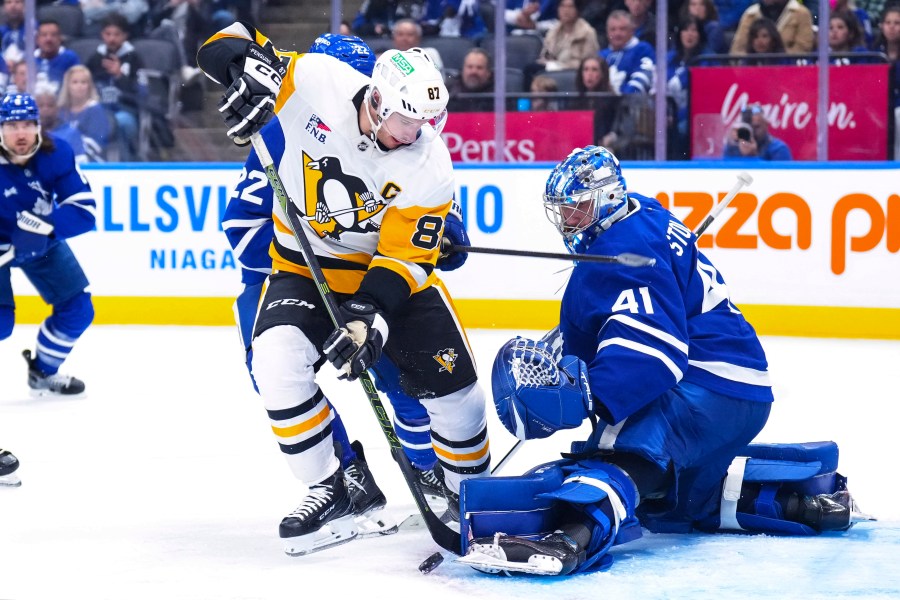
(198, 23, 490, 555)
(456, 146, 870, 576)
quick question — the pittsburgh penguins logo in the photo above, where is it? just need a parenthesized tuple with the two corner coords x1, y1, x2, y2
(301, 152, 386, 240)
(433, 348, 458, 374)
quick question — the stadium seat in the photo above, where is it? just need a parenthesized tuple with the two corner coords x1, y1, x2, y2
(479, 33, 544, 71)
(38, 5, 85, 40)
(422, 36, 476, 73)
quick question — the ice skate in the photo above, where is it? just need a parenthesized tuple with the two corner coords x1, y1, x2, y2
(414, 464, 459, 522)
(458, 531, 584, 576)
(280, 468, 359, 556)
(344, 441, 397, 538)
(0, 449, 21, 487)
(23, 350, 85, 398)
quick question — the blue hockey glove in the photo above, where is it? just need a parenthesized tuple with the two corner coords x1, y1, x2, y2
(491, 337, 592, 440)
(323, 300, 389, 381)
(11, 211, 54, 264)
(219, 43, 286, 145)
(437, 211, 470, 271)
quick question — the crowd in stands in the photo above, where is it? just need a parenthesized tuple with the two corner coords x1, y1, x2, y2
(0, 0, 254, 162)
(350, 0, 900, 159)
(1, 1, 898, 162)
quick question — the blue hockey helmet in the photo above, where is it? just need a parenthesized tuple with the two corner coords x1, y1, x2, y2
(0, 93, 42, 160)
(0, 93, 40, 123)
(308, 33, 376, 77)
(543, 146, 628, 253)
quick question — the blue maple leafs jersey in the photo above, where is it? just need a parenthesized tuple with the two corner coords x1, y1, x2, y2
(560, 193, 773, 425)
(0, 136, 97, 248)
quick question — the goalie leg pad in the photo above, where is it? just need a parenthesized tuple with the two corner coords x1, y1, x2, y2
(710, 441, 871, 535)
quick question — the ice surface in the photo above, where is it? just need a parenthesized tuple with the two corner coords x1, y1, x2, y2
(1, 326, 897, 599)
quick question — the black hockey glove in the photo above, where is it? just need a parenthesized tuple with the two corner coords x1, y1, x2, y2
(322, 300, 389, 381)
(437, 208, 470, 272)
(218, 43, 286, 146)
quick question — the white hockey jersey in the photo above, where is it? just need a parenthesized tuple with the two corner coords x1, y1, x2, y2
(201, 24, 455, 304)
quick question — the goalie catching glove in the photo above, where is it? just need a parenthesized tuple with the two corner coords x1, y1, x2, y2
(218, 43, 286, 145)
(323, 300, 389, 381)
(491, 337, 593, 440)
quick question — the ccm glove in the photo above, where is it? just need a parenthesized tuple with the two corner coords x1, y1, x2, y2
(323, 300, 389, 381)
(218, 43, 286, 145)
(11, 211, 54, 263)
(437, 208, 470, 272)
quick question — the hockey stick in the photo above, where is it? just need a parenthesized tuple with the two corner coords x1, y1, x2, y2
(446, 244, 656, 267)
(489, 174, 753, 474)
(250, 134, 461, 555)
(695, 172, 753, 237)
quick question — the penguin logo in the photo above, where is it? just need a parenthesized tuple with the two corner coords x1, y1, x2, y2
(301, 152, 386, 240)
(433, 348, 458, 374)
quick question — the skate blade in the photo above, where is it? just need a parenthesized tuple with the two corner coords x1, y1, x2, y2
(282, 515, 359, 557)
(0, 474, 22, 487)
(29, 388, 86, 400)
(456, 549, 561, 576)
(356, 508, 400, 538)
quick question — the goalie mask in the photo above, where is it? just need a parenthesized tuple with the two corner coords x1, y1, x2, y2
(308, 33, 376, 77)
(543, 146, 628, 253)
(491, 337, 593, 440)
(0, 93, 42, 161)
(365, 48, 449, 147)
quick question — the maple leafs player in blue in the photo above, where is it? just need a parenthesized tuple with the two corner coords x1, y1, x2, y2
(0, 93, 97, 397)
(457, 146, 870, 576)
(221, 34, 472, 544)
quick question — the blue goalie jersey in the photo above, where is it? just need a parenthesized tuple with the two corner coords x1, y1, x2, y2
(560, 193, 773, 425)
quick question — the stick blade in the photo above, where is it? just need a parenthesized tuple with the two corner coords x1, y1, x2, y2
(616, 253, 656, 267)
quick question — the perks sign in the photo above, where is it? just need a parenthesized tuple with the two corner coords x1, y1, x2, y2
(441, 111, 595, 162)
(689, 64, 889, 160)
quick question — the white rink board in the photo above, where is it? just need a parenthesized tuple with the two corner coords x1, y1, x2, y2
(10, 163, 900, 310)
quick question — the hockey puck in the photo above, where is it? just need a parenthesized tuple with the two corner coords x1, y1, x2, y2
(418, 551, 444, 574)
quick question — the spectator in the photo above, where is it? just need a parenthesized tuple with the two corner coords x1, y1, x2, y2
(209, 0, 253, 32)
(86, 12, 144, 161)
(625, 0, 656, 45)
(1, 0, 26, 67)
(536, 0, 600, 71)
(446, 47, 495, 111)
(829, 10, 869, 63)
(730, 0, 815, 55)
(667, 15, 707, 159)
(682, 0, 728, 54)
(600, 9, 655, 95)
(423, 0, 488, 38)
(573, 54, 619, 145)
(352, 0, 400, 37)
(81, 0, 149, 36)
(858, 0, 887, 28)
(7, 59, 26, 94)
(147, 0, 208, 82)
(34, 20, 81, 93)
(741, 16, 788, 64)
(339, 19, 353, 36)
(528, 73, 559, 110)
(714, 0, 755, 30)
(505, 0, 559, 34)
(58, 64, 111, 162)
(34, 85, 89, 163)
(874, 4, 900, 158)
(834, 0, 874, 47)
(723, 104, 793, 160)
(392, 18, 444, 71)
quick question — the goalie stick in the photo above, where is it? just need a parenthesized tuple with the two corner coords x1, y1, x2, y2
(250, 134, 461, 555)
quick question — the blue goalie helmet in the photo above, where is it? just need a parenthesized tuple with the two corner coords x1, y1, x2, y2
(543, 146, 628, 253)
(308, 33, 376, 77)
(0, 93, 40, 123)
